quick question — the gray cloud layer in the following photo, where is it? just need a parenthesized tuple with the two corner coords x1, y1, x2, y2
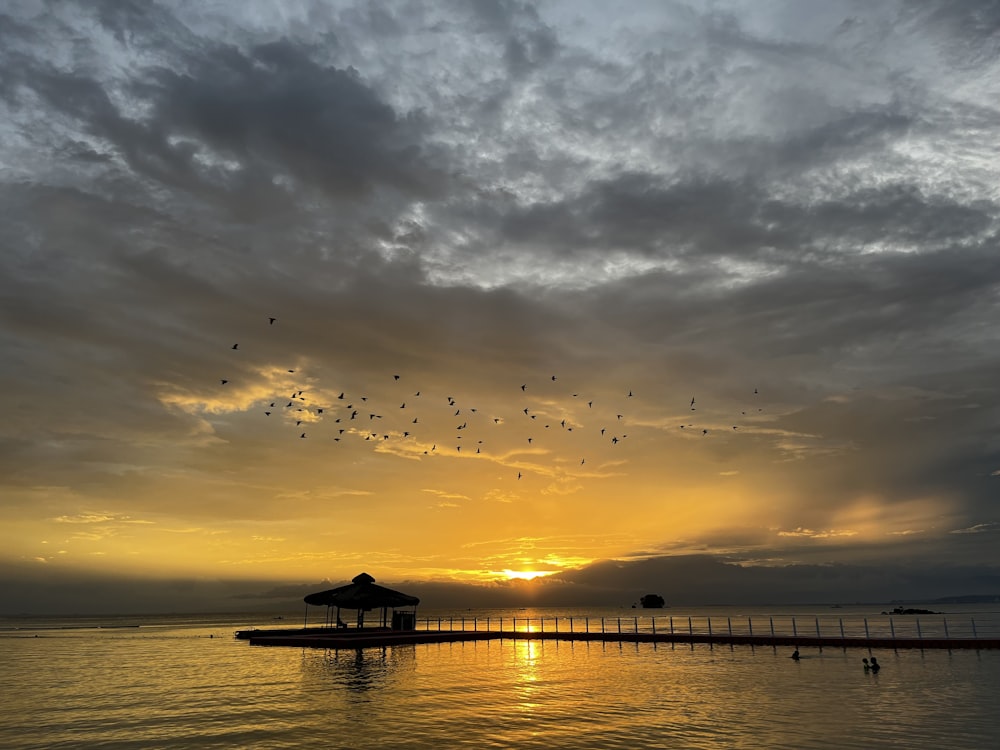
(1, 1, 998, 609)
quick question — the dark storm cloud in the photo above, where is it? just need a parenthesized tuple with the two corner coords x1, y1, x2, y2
(144, 38, 446, 201)
(8, 45, 442, 218)
(475, 169, 995, 272)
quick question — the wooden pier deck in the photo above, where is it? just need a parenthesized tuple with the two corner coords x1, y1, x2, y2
(238, 627, 1000, 651)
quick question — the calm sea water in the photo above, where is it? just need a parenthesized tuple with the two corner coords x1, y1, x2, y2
(2, 606, 999, 749)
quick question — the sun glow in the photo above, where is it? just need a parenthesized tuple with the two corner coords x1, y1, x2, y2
(502, 569, 556, 581)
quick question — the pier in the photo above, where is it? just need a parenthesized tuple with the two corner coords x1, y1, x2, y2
(237, 613, 1000, 650)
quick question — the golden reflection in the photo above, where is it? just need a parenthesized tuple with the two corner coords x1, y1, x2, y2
(513, 639, 540, 713)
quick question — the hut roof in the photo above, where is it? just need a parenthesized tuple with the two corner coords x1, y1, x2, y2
(304, 572, 419, 610)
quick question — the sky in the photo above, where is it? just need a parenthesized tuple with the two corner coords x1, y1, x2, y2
(1, 0, 999, 614)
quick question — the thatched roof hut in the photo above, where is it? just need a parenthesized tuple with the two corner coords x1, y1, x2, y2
(304, 573, 419, 629)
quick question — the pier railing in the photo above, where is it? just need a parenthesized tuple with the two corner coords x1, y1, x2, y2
(411, 613, 998, 642)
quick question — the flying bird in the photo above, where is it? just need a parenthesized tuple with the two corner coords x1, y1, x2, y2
(269, 317, 276, 325)
(232, 344, 238, 350)
(220, 379, 228, 385)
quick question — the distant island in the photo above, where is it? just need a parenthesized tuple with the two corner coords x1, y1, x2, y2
(883, 606, 939, 615)
(639, 594, 666, 608)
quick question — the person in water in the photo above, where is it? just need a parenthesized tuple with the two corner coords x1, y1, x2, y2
(869, 657, 880, 673)
(791, 649, 800, 660)
(862, 658, 870, 672)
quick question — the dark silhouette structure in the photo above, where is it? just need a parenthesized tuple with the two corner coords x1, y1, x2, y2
(304, 572, 420, 630)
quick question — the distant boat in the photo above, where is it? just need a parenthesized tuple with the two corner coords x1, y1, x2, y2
(639, 594, 666, 608)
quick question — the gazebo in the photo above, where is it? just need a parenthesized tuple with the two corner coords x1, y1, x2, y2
(303, 572, 420, 631)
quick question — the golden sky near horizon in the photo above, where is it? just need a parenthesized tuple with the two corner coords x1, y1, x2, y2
(1, 1, 999, 604)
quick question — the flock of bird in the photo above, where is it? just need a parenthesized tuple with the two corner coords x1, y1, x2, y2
(217, 317, 763, 480)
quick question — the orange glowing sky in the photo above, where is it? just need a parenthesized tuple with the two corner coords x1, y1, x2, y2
(1, 1, 999, 612)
